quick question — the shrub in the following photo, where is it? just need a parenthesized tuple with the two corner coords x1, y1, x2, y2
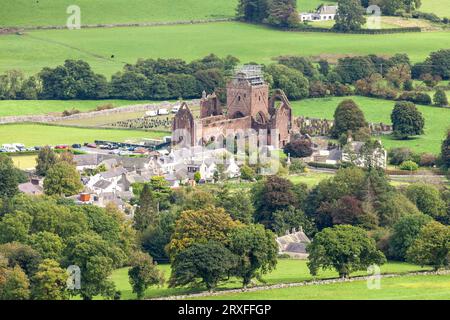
(399, 160, 419, 171)
(283, 139, 313, 158)
(419, 153, 437, 167)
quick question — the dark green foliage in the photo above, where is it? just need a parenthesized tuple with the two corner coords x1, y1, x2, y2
(128, 252, 163, 299)
(265, 64, 309, 99)
(434, 89, 449, 107)
(266, 0, 299, 28)
(36, 146, 58, 177)
(333, 0, 366, 32)
(134, 184, 158, 232)
(169, 241, 237, 290)
(252, 175, 298, 228)
(215, 186, 254, 224)
(331, 99, 368, 138)
(237, 0, 270, 23)
(391, 101, 424, 139)
(0, 154, 20, 198)
(307, 225, 386, 278)
(39, 60, 109, 99)
(442, 130, 450, 169)
(229, 224, 278, 286)
(405, 183, 446, 220)
(272, 206, 316, 237)
(388, 214, 433, 261)
(335, 56, 375, 84)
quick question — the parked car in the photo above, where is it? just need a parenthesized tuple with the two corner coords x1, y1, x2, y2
(171, 106, 180, 113)
(86, 143, 97, 148)
(72, 144, 82, 149)
(55, 145, 69, 150)
(158, 108, 169, 115)
(146, 110, 158, 117)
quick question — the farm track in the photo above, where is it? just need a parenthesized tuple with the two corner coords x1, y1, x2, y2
(151, 269, 450, 300)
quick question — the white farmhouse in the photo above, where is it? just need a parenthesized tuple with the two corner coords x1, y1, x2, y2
(299, 4, 338, 22)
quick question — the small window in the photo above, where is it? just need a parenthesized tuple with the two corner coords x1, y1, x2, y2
(238, 96, 241, 101)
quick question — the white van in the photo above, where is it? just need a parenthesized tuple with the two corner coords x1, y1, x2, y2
(2, 144, 17, 152)
(171, 105, 180, 113)
(158, 108, 169, 115)
(146, 110, 158, 117)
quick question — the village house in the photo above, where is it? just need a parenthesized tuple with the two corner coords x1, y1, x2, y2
(299, 4, 338, 22)
(276, 228, 311, 259)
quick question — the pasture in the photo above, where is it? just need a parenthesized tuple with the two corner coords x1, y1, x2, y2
(0, 123, 167, 146)
(421, 0, 450, 18)
(293, 96, 450, 154)
(109, 259, 430, 300)
(2, 22, 450, 76)
(0, 100, 153, 117)
(201, 274, 450, 300)
(0, 0, 334, 28)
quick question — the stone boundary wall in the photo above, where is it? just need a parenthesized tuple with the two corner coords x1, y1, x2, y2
(2, 18, 234, 33)
(151, 269, 450, 300)
(296, 117, 393, 136)
(0, 100, 200, 125)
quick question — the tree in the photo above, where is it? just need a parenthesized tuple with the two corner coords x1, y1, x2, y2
(43, 161, 83, 197)
(64, 232, 124, 300)
(193, 171, 202, 183)
(0, 265, 30, 300)
(391, 101, 424, 139)
(36, 146, 58, 176)
(331, 99, 368, 138)
(31, 259, 68, 300)
(134, 184, 158, 232)
(167, 206, 241, 259)
(128, 252, 163, 299)
(252, 176, 298, 228)
(335, 56, 375, 84)
(229, 224, 278, 287)
(272, 206, 316, 236)
(265, 64, 309, 99)
(28, 231, 64, 261)
(405, 183, 446, 220)
(0, 211, 33, 244)
(388, 214, 432, 261)
(386, 64, 411, 89)
(283, 139, 313, 158)
(215, 186, 254, 224)
(434, 89, 449, 107)
(307, 225, 386, 278)
(237, 0, 270, 23)
(266, 0, 299, 28)
(407, 221, 450, 270)
(0, 242, 42, 277)
(333, 0, 366, 32)
(169, 241, 236, 291)
(0, 154, 19, 198)
(442, 130, 450, 169)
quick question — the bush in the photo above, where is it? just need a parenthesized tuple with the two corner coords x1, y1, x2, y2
(289, 158, 306, 174)
(399, 160, 419, 171)
(388, 147, 416, 165)
(419, 153, 437, 167)
(283, 139, 313, 158)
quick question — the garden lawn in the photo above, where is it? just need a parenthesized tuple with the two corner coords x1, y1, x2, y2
(0, 123, 167, 146)
(200, 274, 450, 300)
(292, 96, 450, 154)
(0, 100, 154, 117)
(110, 260, 431, 300)
(11, 154, 37, 170)
(287, 172, 334, 187)
(2, 23, 450, 76)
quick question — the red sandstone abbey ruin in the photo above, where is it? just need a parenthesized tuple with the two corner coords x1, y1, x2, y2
(172, 65, 293, 148)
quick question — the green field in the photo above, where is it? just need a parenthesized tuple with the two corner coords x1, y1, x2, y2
(0, 0, 237, 27)
(0, 124, 167, 146)
(109, 259, 431, 300)
(422, 0, 450, 18)
(0, 0, 336, 28)
(2, 22, 450, 76)
(293, 96, 450, 154)
(200, 274, 450, 300)
(0, 100, 155, 117)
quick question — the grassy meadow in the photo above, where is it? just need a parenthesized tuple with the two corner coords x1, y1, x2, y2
(200, 274, 450, 300)
(0, 99, 156, 117)
(293, 96, 450, 154)
(421, 0, 450, 18)
(109, 259, 431, 300)
(0, 123, 167, 146)
(2, 22, 450, 76)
